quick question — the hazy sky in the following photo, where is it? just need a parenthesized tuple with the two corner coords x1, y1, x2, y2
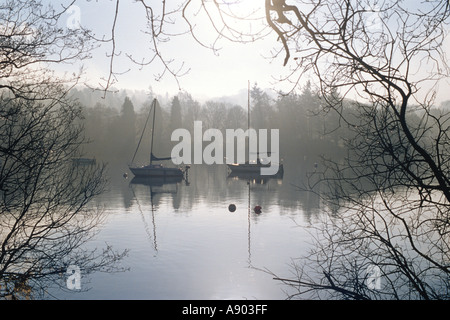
(60, 0, 296, 101)
(58, 0, 450, 104)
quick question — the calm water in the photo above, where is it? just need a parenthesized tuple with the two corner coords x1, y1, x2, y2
(49, 160, 323, 300)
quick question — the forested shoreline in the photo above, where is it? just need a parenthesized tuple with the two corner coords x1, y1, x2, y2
(75, 83, 353, 167)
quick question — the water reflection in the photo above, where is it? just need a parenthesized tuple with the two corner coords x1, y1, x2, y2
(225, 169, 285, 268)
(31, 160, 323, 299)
(227, 169, 284, 185)
(115, 162, 323, 299)
(122, 160, 323, 240)
(117, 160, 323, 223)
(1, 155, 326, 300)
(128, 176, 185, 253)
(130, 176, 184, 187)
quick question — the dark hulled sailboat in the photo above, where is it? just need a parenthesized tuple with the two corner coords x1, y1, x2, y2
(129, 99, 184, 178)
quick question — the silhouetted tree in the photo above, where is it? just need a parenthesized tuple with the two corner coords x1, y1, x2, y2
(178, 92, 202, 132)
(264, 0, 450, 300)
(170, 96, 183, 131)
(41, 0, 450, 299)
(102, 0, 450, 300)
(251, 84, 273, 130)
(201, 101, 228, 130)
(0, 0, 92, 99)
(0, 0, 127, 299)
(118, 96, 136, 158)
(225, 105, 247, 129)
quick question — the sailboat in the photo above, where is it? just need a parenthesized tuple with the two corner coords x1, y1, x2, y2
(227, 156, 284, 176)
(227, 82, 284, 176)
(129, 99, 184, 178)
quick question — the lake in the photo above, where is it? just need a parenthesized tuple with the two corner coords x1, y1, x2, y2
(48, 159, 323, 300)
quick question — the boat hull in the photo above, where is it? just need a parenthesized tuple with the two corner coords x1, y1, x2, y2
(129, 165, 183, 178)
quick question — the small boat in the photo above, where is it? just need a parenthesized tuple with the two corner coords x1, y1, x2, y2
(129, 163, 183, 178)
(227, 160, 284, 175)
(227, 82, 284, 176)
(227, 161, 284, 179)
(129, 99, 184, 178)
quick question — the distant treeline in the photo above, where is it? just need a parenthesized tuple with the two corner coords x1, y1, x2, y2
(73, 83, 359, 167)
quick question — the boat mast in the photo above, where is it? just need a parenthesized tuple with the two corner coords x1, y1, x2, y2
(130, 98, 153, 166)
(150, 99, 157, 165)
(247, 80, 250, 132)
(247, 81, 251, 162)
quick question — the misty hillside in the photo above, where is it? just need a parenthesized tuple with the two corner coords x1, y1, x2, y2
(72, 83, 350, 168)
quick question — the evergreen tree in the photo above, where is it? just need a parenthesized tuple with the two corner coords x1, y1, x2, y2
(118, 96, 136, 161)
(170, 96, 183, 131)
